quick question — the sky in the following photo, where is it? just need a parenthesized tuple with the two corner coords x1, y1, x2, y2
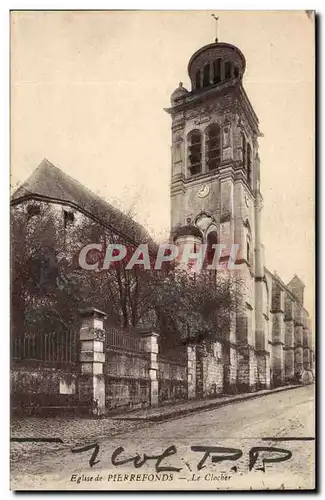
(11, 10, 314, 316)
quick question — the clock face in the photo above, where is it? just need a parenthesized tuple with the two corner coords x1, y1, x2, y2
(197, 184, 210, 198)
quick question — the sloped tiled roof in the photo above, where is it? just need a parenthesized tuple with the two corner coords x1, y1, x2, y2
(11, 158, 154, 246)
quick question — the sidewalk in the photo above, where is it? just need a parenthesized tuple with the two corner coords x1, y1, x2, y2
(112, 384, 301, 422)
(11, 384, 303, 466)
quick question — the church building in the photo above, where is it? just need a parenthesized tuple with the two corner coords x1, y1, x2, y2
(11, 33, 314, 409)
(165, 35, 314, 391)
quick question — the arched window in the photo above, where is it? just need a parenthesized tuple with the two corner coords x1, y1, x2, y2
(206, 230, 219, 266)
(203, 63, 210, 87)
(241, 132, 246, 169)
(188, 130, 202, 176)
(234, 66, 239, 78)
(225, 61, 232, 80)
(213, 58, 222, 84)
(247, 143, 252, 185)
(195, 69, 201, 90)
(206, 124, 221, 171)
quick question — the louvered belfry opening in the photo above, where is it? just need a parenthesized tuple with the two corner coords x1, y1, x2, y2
(188, 130, 202, 176)
(213, 58, 222, 84)
(224, 60, 232, 79)
(203, 63, 210, 87)
(207, 124, 221, 171)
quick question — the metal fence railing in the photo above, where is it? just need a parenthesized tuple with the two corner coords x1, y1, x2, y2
(11, 326, 144, 362)
(105, 326, 143, 352)
(11, 331, 78, 364)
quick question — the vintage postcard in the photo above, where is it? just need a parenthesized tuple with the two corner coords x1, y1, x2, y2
(10, 10, 315, 491)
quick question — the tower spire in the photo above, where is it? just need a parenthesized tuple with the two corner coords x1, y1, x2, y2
(211, 14, 219, 43)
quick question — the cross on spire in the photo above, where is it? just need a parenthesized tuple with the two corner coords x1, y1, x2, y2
(211, 14, 219, 43)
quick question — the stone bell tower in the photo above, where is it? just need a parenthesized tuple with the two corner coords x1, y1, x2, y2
(165, 34, 268, 391)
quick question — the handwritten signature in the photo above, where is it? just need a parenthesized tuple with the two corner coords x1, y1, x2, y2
(71, 443, 293, 474)
(11, 436, 314, 475)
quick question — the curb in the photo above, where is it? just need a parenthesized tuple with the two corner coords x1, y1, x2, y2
(113, 384, 304, 423)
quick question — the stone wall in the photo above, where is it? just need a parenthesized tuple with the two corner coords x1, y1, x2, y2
(11, 362, 80, 413)
(104, 348, 151, 410)
(200, 342, 224, 397)
(158, 357, 187, 404)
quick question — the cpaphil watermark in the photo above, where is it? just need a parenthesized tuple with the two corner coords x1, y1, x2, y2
(77, 242, 246, 272)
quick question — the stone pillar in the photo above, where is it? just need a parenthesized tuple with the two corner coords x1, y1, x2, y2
(79, 308, 106, 416)
(303, 346, 310, 371)
(140, 329, 159, 406)
(284, 296, 295, 382)
(294, 325, 303, 374)
(228, 345, 238, 392)
(223, 343, 238, 394)
(294, 303, 303, 374)
(256, 350, 271, 389)
(303, 327, 311, 370)
(224, 312, 237, 394)
(271, 282, 285, 386)
(271, 340, 284, 387)
(236, 306, 257, 392)
(187, 345, 196, 399)
(284, 322, 295, 382)
(255, 278, 270, 389)
(237, 345, 257, 392)
(310, 349, 315, 373)
(254, 193, 269, 390)
(219, 177, 234, 259)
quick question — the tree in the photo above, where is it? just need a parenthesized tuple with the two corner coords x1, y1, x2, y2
(11, 196, 244, 356)
(11, 202, 85, 348)
(145, 267, 244, 351)
(10, 195, 158, 341)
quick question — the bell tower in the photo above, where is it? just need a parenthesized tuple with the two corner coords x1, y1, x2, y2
(165, 31, 268, 391)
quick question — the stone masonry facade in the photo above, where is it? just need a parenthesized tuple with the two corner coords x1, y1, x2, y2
(167, 38, 314, 393)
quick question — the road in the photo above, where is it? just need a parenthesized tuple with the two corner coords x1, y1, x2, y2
(10, 385, 315, 491)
